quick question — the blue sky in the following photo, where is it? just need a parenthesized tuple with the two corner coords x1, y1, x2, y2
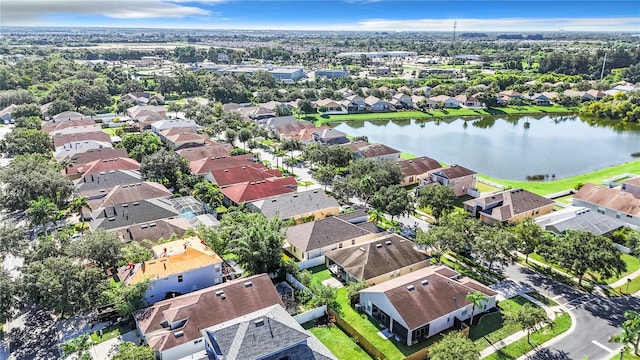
(2, 0, 639, 31)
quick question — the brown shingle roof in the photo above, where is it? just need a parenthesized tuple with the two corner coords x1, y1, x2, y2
(220, 177, 297, 204)
(176, 142, 233, 162)
(52, 131, 111, 148)
(464, 188, 554, 222)
(210, 165, 281, 187)
(89, 181, 171, 210)
(66, 157, 140, 177)
(286, 216, 379, 252)
(430, 164, 476, 179)
(66, 148, 128, 165)
(134, 274, 284, 352)
(189, 154, 255, 175)
(344, 140, 400, 159)
(325, 234, 428, 282)
(118, 218, 191, 243)
(574, 183, 640, 216)
(396, 157, 442, 177)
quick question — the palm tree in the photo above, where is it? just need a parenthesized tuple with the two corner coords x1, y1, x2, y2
(69, 196, 91, 233)
(26, 197, 58, 239)
(466, 291, 488, 326)
(238, 128, 253, 151)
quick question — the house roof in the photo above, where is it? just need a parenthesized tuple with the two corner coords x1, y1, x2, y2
(623, 177, 640, 186)
(134, 274, 284, 352)
(89, 198, 180, 232)
(344, 140, 400, 159)
(220, 177, 297, 204)
(65, 147, 128, 165)
(210, 165, 280, 188)
(293, 126, 331, 142)
(52, 131, 112, 148)
(454, 94, 479, 103)
(396, 157, 442, 178)
(544, 209, 626, 235)
(430, 95, 458, 103)
(248, 189, 339, 220)
(40, 119, 96, 133)
(118, 217, 192, 243)
(151, 119, 197, 132)
(66, 157, 140, 177)
(51, 111, 86, 122)
(361, 265, 497, 330)
(189, 154, 256, 175)
(159, 126, 197, 138)
(325, 234, 428, 281)
(51, 124, 103, 136)
(430, 164, 476, 179)
(499, 90, 522, 97)
(364, 96, 385, 106)
(127, 105, 166, 118)
(464, 188, 554, 222)
(165, 132, 206, 145)
(74, 169, 143, 197)
(203, 305, 335, 360)
(176, 142, 233, 161)
(574, 183, 640, 217)
(271, 120, 316, 137)
(313, 127, 347, 141)
(89, 181, 171, 210)
(286, 215, 381, 252)
(315, 98, 342, 108)
(120, 242, 223, 286)
(54, 140, 114, 160)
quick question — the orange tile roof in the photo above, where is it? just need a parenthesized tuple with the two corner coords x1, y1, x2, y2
(127, 247, 223, 285)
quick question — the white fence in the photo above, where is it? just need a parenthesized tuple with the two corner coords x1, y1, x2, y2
(297, 255, 325, 270)
(293, 305, 327, 324)
(615, 243, 632, 254)
(286, 273, 308, 291)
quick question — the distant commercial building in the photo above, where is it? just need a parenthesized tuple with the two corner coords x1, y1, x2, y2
(314, 68, 349, 78)
(219, 65, 305, 82)
(337, 51, 417, 59)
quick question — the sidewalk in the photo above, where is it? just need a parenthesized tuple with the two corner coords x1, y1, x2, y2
(516, 253, 591, 287)
(609, 268, 640, 289)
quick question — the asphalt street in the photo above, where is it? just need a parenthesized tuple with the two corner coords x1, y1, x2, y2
(501, 263, 640, 360)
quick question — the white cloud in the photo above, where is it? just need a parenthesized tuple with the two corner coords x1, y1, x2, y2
(0, 0, 213, 24)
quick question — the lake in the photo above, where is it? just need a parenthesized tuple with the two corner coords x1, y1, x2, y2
(333, 115, 640, 181)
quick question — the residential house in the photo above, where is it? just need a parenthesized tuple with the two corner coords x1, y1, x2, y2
(134, 111, 169, 131)
(429, 95, 461, 108)
(497, 90, 523, 105)
(118, 237, 223, 304)
(358, 265, 497, 346)
(220, 177, 298, 206)
(175, 142, 233, 162)
(344, 140, 401, 161)
(290, 126, 330, 144)
(464, 188, 554, 225)
(454, 94, 481, 108)
(54, 140, 115, 160)
(573, 181, 640, 227)
(134, 274, 285, 360)
(324, 234, 430, 285)
(413, 86, 432, 97)
(391, 93, 413, 109)
(524, 93, 552, 105)
(188, 154, 256, 177)
(315, 98, 346, 114)
(311, 127, 349, 145)
(535, 207, 626, 236)
(151, 120, 198, 138)
(0, 104, 17, 124)
(365, 96, 392, 112)
(420, 164, 477, 197)
(51, 111, 86, 122)
(269, 118, 316, 140)
(159, 128, 207, 150)
(411, 95, 437, 109)
(376, 66, 391, 75)
(74, 169, 143, 200)
(117, 218, 192, 243)
(584, 89, 607, 101)
(247, 189, 340, 223)
(201, 304, 336, 360)
(52, 131, 112, 149)
(562, 90, 587, 100)
(338, 87, 356, 98)
(119, 92, 165, 105)
(345, 95, 366, 112)
(285, 210, 383, 261)
(208, 165, 282, 188)
(51, 124, 104, 136)
(236, 106, 276, 122)
(127, 105, 167, 120)
(395, 157, 442, 186)
(42, 118, 96, 133)
(64, 157, 140, 180)
(63, 147, 128, 166)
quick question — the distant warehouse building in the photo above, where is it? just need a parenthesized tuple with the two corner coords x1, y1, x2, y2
(337, 51, 418, 59)
(219, 65, 305, 83)
(314, 68, 349, 79)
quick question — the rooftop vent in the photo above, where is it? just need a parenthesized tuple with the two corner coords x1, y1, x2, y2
(385, 241, 392, 246)
(254, 319, 264, 327)
(173, 330, 184, 338)
(141, 224, 148, 229)
(133, 202, 139, 206)
(244, 281, 253, 288)
(376, 243, 383, 249)
(359, 247, 366, 252)
(421, 280, 429, 286)
(149, 223, 156, 227)
(407, 285, 415, 291)
(215, 290, 225, 298)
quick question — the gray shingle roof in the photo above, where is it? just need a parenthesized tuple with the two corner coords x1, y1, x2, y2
(286, 216, 379, 252)
(247, 189, 339, 220)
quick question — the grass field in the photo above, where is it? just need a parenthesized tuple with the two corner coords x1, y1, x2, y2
(308, 265, 332, 286)
(305, 105, 577, 125)
(306, 324, 372, 360)
(89, 323, 133, 345)
(610, 349, 640, 360)
(470, 296, 531, 351)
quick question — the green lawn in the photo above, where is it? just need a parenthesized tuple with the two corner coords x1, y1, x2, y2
(483, 313, 572, 360)
(333, 287, 439, 360)
(610, 349, 640, 360)
(305, 323, 372, 360)
(613, 273, 640, 295)
(525, 291, 559, 306)
(306, 105, 577, 125)
(400, 151, 418, 159)
(480, 160, 640, 196)
(102, 127, 119, 136)
(476, 182, 502, 194)
(470, 296, 530, 351)
(89, 323, 133, 345)
(308, 265, 333, 286)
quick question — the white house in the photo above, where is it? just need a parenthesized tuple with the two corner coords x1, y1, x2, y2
(150, 119, 198, 138)
(118, 237, 224, 304)
(429, 95, 461, 108)
(359, 265, 497, 346)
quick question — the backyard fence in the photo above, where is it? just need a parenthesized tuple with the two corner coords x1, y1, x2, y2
(297, 256, 326, 270)
(327, 308, 388, 360)
(285, 273, 308, 291)
(293, 305, 327, 324)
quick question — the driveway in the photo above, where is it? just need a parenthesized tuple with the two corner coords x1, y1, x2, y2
(501, 263, 640, 360)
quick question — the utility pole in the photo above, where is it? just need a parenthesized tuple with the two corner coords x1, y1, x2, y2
(600, 52, 607, 81)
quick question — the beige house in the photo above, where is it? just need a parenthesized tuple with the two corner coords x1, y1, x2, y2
(419, 164, 477, 197)
(464, 188, 554, 225)
(285, 211, 383, 261)
(395, 157, 442, 186)
(324, 234, 430, 285)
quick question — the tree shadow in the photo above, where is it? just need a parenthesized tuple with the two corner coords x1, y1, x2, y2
(527, 348, 571, 360)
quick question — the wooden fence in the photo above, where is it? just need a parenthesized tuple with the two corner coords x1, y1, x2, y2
(328, 308, 387, 360)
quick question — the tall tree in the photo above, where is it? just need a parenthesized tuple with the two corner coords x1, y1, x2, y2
(140, 150, 190, 189)
(506, 303, 551, 344)
(238, 128, 253, 151)
(111, 342, 155, 360)
(26, 197, 58, 239)
(466, 291, 488, 326)
(429, 332, 479, 360)
(68, 195, 91, 233)
(1, 128, 53, 156)
(415, 226, 465, 263)
(0, 268, 16, 323)
(101, 279, 149, 318)
(312, 164, 337, 191)
(512, 217, 546, 263)
(417, 185, 455, 222)
(0, 221, 27, 257)
(61, 334, 92, 360)
(117, 133, 162, 162)
(70, 229, 123, 271)
(472, 225, 518, 271)
(227, 213, 285, 274)
(370, 185, 413, 220)
(610, 311, 640, 356)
